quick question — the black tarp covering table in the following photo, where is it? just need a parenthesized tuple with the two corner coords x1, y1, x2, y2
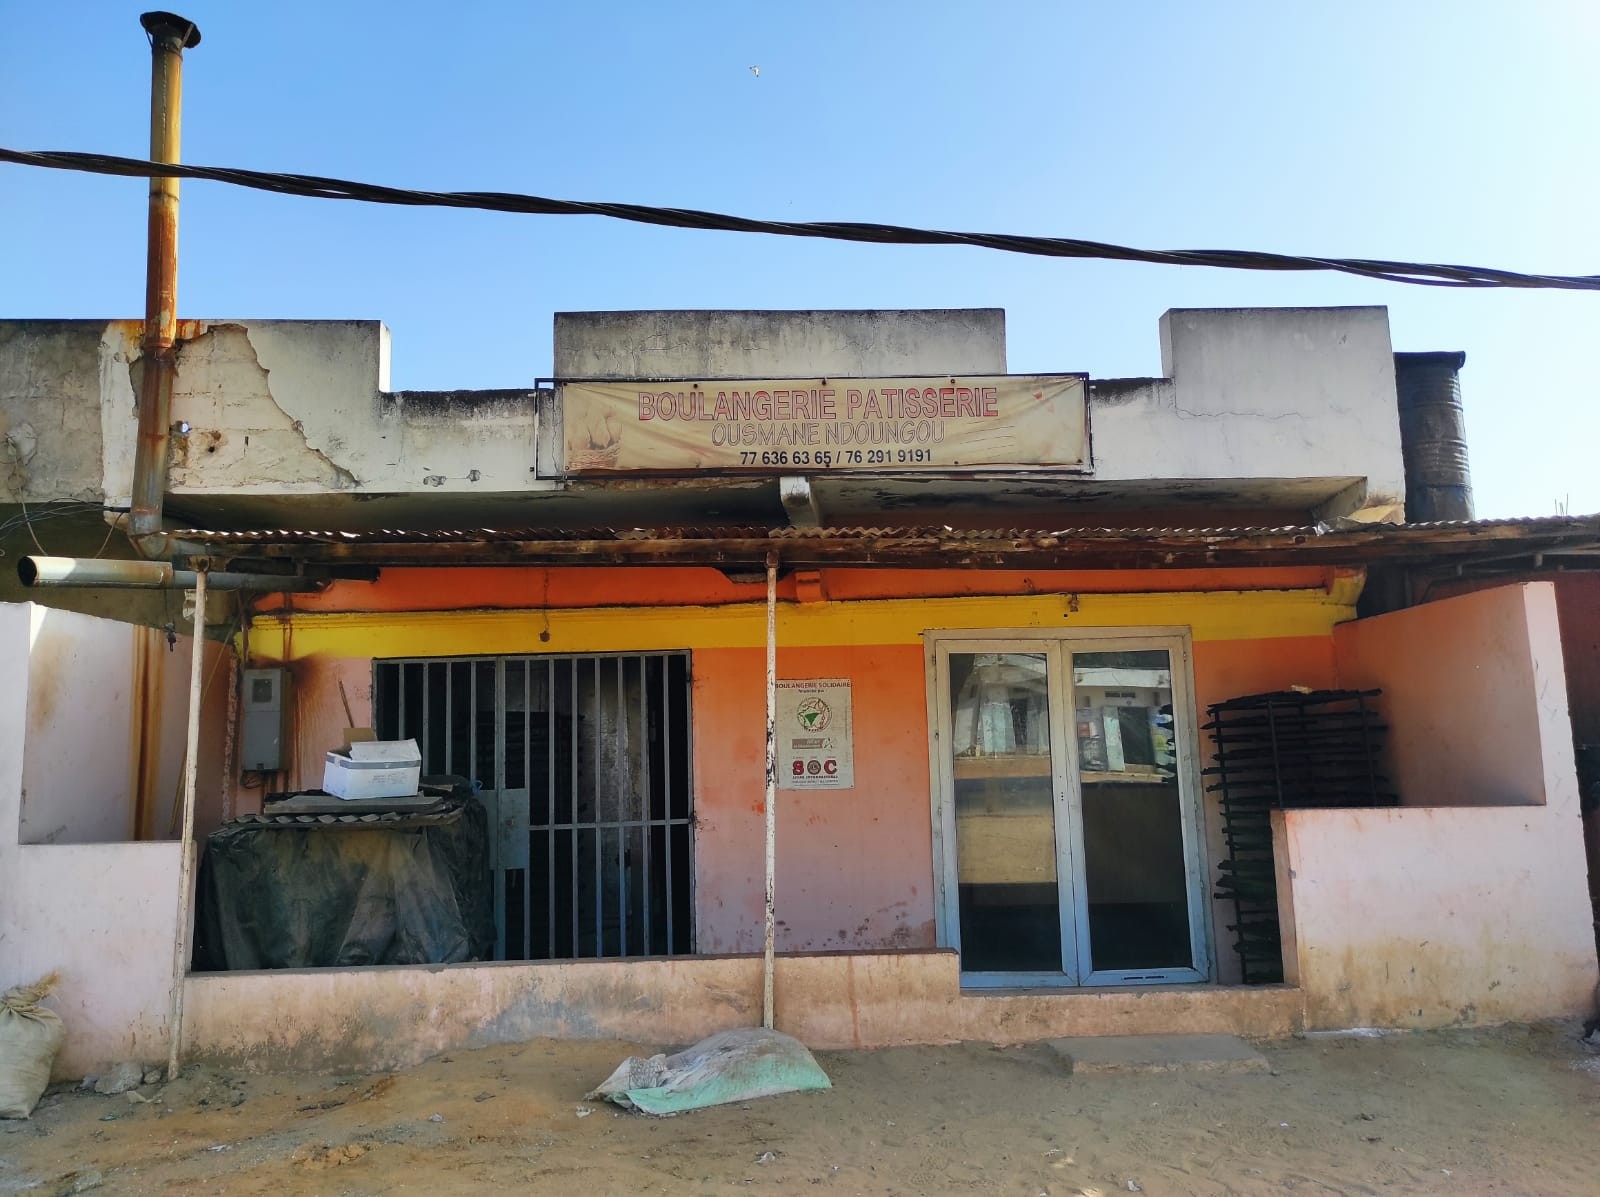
(193, 789, 494, 971)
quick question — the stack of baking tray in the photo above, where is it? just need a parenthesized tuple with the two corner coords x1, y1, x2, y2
(1203, 689, 1395, 985)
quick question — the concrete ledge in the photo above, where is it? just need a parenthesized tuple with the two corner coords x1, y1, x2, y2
(184, 950, 1303, 1073)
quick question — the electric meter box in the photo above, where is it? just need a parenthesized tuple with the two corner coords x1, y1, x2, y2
(240, 667, 290, 773)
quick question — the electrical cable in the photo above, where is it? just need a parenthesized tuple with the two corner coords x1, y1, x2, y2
(21, 500, 47, 556)
(1, 146, 1596, 291)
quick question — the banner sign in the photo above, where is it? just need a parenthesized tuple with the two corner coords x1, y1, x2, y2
(777, 679, 854, 790)
(560, 374, 1087, 474)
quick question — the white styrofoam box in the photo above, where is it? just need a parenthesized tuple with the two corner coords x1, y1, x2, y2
(322, 737, 422, 800)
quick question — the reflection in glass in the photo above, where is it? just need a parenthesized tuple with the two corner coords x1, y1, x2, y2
(948, 653, 1061, 972)
(1072, 650, 1192, 973)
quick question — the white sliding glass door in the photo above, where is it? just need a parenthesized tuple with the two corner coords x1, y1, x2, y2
(927, 630, 1210, 988)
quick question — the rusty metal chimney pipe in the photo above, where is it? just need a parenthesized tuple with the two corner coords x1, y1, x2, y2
(129, 11, 201, 552)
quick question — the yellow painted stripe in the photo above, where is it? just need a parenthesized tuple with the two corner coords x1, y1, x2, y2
(247, 585, 1356, 662)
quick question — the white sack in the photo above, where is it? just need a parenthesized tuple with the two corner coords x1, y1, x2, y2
(0, 973, 65, 1119)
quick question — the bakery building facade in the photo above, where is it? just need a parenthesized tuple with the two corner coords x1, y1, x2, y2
(0, 305, 1595, 1076)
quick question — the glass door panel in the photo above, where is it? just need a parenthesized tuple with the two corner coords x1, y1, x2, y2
(1070, 648, 1194, 975)
(947, 651, 1062, 973)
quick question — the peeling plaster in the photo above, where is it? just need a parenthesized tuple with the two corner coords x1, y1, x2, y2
(168, 325, 358, 492)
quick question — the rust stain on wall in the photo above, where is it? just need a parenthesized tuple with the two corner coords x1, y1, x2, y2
(129, 627, 165, 839)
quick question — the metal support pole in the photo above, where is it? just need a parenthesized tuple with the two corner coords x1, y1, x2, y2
(762, 554, 778, 1030)
(166, 566, 207, 1079)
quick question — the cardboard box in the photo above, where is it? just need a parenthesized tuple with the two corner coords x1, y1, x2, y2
(322, 731, 422, 800)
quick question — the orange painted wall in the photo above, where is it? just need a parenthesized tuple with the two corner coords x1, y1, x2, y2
(694, 635, 1342, 969)
(255, 632, 1346, 970)
(1333, 583, 1563, 808)
(692, 645, 936, 954)
(1433, 572, 1600, 748)
(257, 565, 1340, 615)
(246, 563, 1356, 974)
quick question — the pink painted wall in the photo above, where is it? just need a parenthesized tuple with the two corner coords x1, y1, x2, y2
(1277, 805, 1598, 1028)
(16, 606, 231, 844)
(1334, 583, 1564, 807)
(12, 843, 182, 1076)
(19, 607, 144, 843)
(1278, 582, 1600, 1029)
(1430, 571, 1600, 748)
(0, 604, 190, 1078)
(692, 645, 937, 953)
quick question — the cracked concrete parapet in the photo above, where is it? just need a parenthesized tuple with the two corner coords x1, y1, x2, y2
(6, 308, 1408, 525)
(150, 321, 540, 499)
(1091, 307, 1407, 521)
(0, 321, 111, 504)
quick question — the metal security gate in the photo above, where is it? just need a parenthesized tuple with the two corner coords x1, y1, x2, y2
(373, 652, 694, 961)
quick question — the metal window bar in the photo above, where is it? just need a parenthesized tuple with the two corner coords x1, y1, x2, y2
(374, 652, 693, 964)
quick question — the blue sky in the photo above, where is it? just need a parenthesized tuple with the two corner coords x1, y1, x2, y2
(3, 1, 1595, 518)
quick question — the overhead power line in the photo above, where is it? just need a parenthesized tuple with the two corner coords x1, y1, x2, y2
(3, 146, 1596, 292)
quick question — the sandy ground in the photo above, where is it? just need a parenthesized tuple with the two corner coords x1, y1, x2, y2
(3, 1022, 1598, 1196)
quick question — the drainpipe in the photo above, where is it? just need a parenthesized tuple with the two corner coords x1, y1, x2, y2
(762, 553, 778, 1030)
(129, 11, 201, 556)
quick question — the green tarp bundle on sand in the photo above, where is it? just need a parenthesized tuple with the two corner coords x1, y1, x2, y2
(588, 1028, 830, 1116)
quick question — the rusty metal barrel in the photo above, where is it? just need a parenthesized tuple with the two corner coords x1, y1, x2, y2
(1393, 350, 1473, 522)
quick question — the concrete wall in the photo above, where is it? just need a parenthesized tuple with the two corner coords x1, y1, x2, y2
(1432, 571, 1600, 750)
(17, 605, 231, 844)
(0, 318, 541, 514)
(692, 645, 937, 954)
(158, 321, 538, 504)
(20, 607, 143, 843)
(553, 309, 1008, 378)
(1277, 805, 1598, 1028)
(0, 321, 107, 504)
(1276, 582, 1600, 1029)
(0, 603, 192, 1078)
(1092, 307, 1405, 520)
(9, 842, 183, 1077)
(0, 306, 1408, 529)
(182, 950, 1302, 1071)
(1333, 583, 1565, 807)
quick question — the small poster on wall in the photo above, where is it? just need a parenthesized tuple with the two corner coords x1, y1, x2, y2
(777, 679, 854, 790)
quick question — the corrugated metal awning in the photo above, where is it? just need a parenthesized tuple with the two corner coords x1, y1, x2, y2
(168, 514, 1600, 571)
